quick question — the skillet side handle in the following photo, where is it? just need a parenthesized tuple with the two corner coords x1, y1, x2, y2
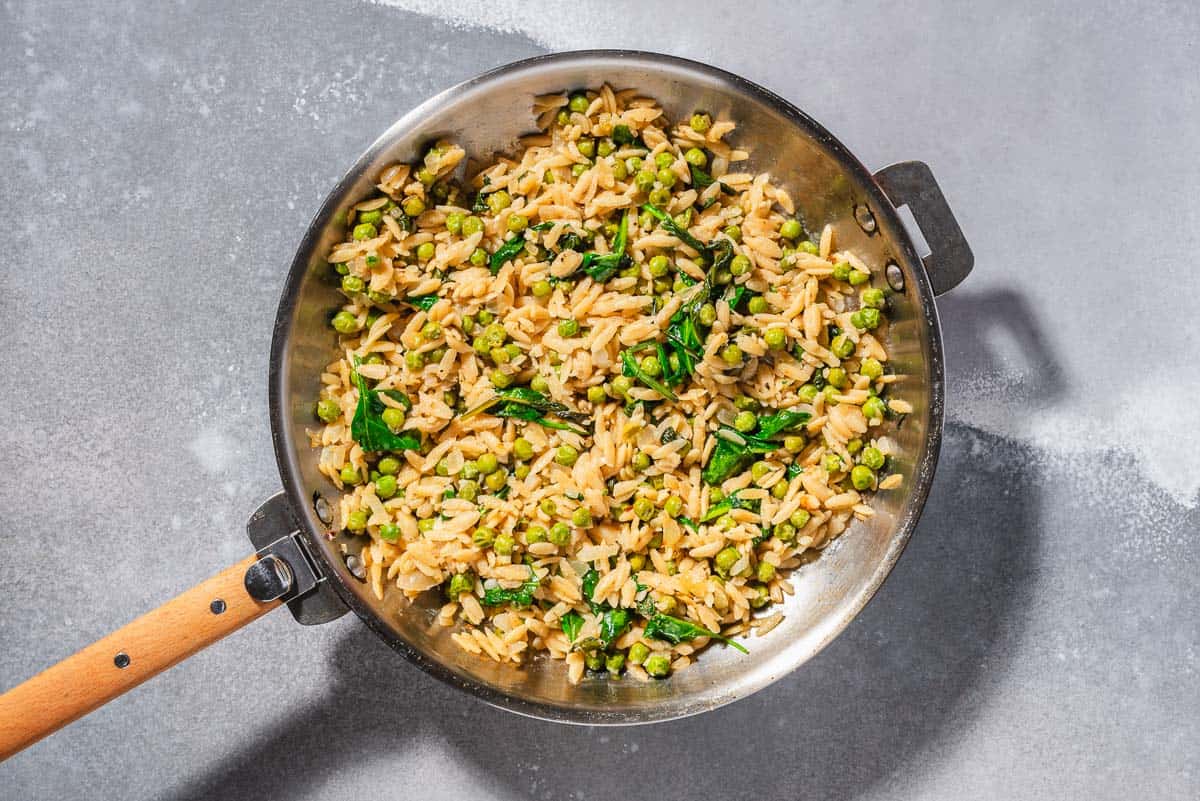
(0, 554, 284, 761)
(873, 161, 974, 296)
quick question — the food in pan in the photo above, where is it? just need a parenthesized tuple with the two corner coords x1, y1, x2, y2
(310, 85, 905, 682)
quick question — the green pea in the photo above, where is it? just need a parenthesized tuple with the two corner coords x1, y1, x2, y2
(435, 458, 453, 477)
(638, 210, 655, 229)
(655, 168, 677, 189)
(401, 196, 426, 217)
(375, 475, 398, 499)
(677, 147, 704, 168)
(611, 375, 633, 397)
(568, 93, 589, 113)
(404, 350, 424, 370)
(823, 453, 843, 473)
(784, 435, 806, 453)
(854, 308, 882, 330)
(346, 509, 369, 532)
(723, 224, 742, 242)
(339, 464, 361, 486)
(632, 451, 651, 472)
(830, 335, 855, 359)
(331, 311, 359, 334)
(341, 274, 365, 295)
(698, 303, 717, 327)
(648, 254, 670, 277)
(352, 223, 377, 241)
(860, 287, 885, 309)
(633, 497, 654, 521)
(584, 650, 605, 672)
(827, 367, 849, 389)
(316, 398, 341, 423)
(512, 437, 535, 462)
(750, 461, 771, 481)
(379, 523, 400, 542)
(764, 328, 787, 350)
(444, 212, 464, 235)
(365, 311, 380, 328)
(519, 525, 545, 545)
(530, 375, 550, 394)
(415, 168, 435, 186)
(774, 521, 796, 541)
(790, 509, 811, 529)
(798, 383, 819, 403)
(634, 169, 656, 194)
(690, 111, 711, 132)
(846, 438, 863, 456)
(791, 240, 815, 255)
(596, 138, 615, 157)
(639, 355, 662, 377)
(458, 480, 478, 502)
(730, 255, 751, 277)
(860, 357, 884, 380)
(469, 247, 488, 267)
(514, 463, 530, 480)
(749, 582, 770, 609)
(628, 642, 650, 666)
(611, 159, 628, 181)
(462, 215, 484, 236)
(779, 219, 802, 240)
(503, 342, 521, 361)
(447, 572, 475, 598)
(527, 278, 551, 299)
(587, 385, 607, 404)
(557, 318, 580, 337)
(861, 446, 885, 470)
(417, 517, 436, 533)
(709, 487, 726, 504)
(850, 465, 875, 490)
(571, 507, 592, 527)
(721, 344, 743, 366)
(771, 480, 789, 499)
(714, 545, 740, 577)
(507, 214, 528, 234)
(832, 261, 852, 281)
(375, 458, 400, 477)
(747, 296, 768, 315)
(849, 269, 870, 286)
(413, 241, 435, 263)
(555, 109, 570, 126)
(733, 410, 757, 433)
(555, 444, 579, 467)
(419, 321, 441, 341)
(363, 353, 384, 366)
(549, 521, 571, 546)
(648, 187, 671, 206)
(485, 469, 507, 492)
(823, 385, 840, 405)
(574, 137, 595, 158)
(487, 190, 511, 214)
(571, 163, 588, 178)
(603, 651, 625, 674)
(492, 532, 515, 556)
(472, 526, 496, 548)
(628, 553, 647, 572)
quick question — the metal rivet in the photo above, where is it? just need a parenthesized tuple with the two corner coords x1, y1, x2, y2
(885, 262, 905, 292)
(345, 554, 366, 581)
(114, 652, 131, 669)
(210, 598, 227, 615)
(854, 204, 876, 234)
(313, 492, 333, 526)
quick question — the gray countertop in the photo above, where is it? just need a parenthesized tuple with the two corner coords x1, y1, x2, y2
(1, 1, 1197, 799)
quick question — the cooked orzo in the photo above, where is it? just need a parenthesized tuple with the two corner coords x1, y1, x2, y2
(311, 85, 902, 683)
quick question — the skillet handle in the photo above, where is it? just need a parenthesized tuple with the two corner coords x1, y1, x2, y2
(873, 161, 973, 296)
(0, 554, 286, 761)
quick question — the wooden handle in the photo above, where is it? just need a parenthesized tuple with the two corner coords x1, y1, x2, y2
(0, 554, 281, 760)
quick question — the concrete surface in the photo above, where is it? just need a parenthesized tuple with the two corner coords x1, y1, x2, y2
(1, 1, 1197, 799)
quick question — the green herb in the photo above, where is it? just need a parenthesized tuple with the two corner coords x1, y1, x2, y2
(575, 210, 631, 283)
(349, 360, 422, 452)
(405, 294, 439, 312)
(561, 610, 584, 642)
(688, 164, 735, 196)
(677, 515, 699, 532)
(643, 613, 748, 654)
(641, 202, 706, 252)
(598, 608, 631, 646)
(581, 568, 602, 612)
(701, 410, 811, 485)
(489, 234, 528, 275)
(756, 409, 811, 438)
(459, 386, 593, 435)
(481, 567, 540, 607)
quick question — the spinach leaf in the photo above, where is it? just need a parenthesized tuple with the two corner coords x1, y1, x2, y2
(677, 515, 700, 532)
(382, 389, 413, 410)
(489, 234, 528, 275)
(581, 568, 602, 613)
(459, 387, 592, 435)
(350, 360, 423, 453)
(386, 205, 414, 233)
(611, 124, 636, 145)
(701, 437, 754, 486)
(405, 293, 439, 312)
(786, 462, 803, 480)
(575, 210, 631, 283)
(561, 610, 584, 643)
(700, 490, 761, 523)
(689, 163, 715, 191)
(481, 568, 540, 607)
(598, 608, 631, 647)
(641, 203, 706, 252)
(637, 594, 658, 618)
(621, 346, 678, 402)
(757, 409, 811, 439)
(643, 613, 748, 654)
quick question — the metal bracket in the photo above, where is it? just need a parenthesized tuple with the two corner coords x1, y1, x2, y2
(246, 491, 349, 625)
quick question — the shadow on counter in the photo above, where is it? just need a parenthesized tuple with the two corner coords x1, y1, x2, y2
(164, 289, 1054, 801)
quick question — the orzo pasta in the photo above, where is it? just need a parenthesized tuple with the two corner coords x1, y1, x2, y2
(310, 86, 902, 683)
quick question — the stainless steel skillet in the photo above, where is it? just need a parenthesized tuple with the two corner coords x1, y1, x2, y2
(0, 50, 971, 756)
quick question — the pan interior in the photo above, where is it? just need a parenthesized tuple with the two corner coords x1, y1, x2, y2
(270, 51, 941, 724)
